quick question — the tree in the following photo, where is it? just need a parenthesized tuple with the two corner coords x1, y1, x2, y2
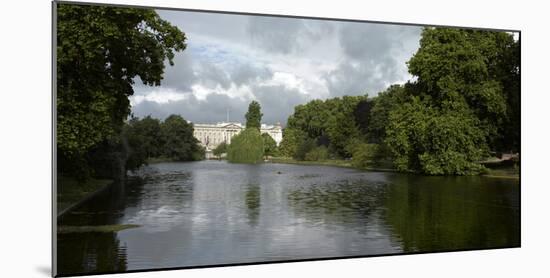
(161, 115, 204, 161)
(212, 142, 228, 159)
(124, 116, 162, 171)
(287, 100, 328, 139)
(57, 4, 187, 179)
(227, 101, 266, 163)
(245, 101, 263, 130)
(293, 138, 316, 161)
(407, 27, 519, 152)
(365, 85, 408, 144)
(262, 133, 278, 158)
(351, 143, 387, 169)
(324, 96, 364, 158)
(285, 95, 367, 159)
(278, 128, 307, 158)
(373, 27, 519, 175)
(384, 98, 487, 175)
(227, 129, 264, 163)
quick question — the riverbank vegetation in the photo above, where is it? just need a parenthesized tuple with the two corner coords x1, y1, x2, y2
(58, 224, 140, 234)
(57, 4, 519, 183)
(56, 4, 188, 185)
(213, 142, 228, 159)
(279, 28, 519, 176)
(227, 101, 265, 163)
(125, 115, 205, 168)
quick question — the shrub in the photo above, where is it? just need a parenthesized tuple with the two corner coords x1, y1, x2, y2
(304, 146, 329, 161)
(262, 133, 278, 158)
(352, 143, 387, 168)
(293, 138, 316, 161)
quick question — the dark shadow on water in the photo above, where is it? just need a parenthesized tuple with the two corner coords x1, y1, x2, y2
(35, 265, 51, 276)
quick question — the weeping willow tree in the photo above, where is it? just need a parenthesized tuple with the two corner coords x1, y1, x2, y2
(227, 128, 264, 163)
(227, 101, 265, 163)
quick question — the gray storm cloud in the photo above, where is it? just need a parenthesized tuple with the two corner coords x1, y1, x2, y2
(131, 84, 309, 125)
(130, 10, 422, 125)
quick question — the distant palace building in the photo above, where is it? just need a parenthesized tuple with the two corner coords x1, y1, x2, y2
(193, 122, 283, 151)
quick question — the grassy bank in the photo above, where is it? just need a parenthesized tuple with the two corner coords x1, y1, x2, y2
(480, 159, 520, 179)
(270, 157, 519, 179)
(57, 176, 113, 213)
(482, 167, 520, 179)
(58, 224, 140, 234)
(146, 156, 178, 164)
(269, 157, 397, 173)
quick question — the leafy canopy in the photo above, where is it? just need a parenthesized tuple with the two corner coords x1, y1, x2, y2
(227, 101, 266, 163)
(407, 28, 519, 151)
(262, 133, 278, 158)
(213, 142, 228, 158)
(245, 101, 263, 130)
(56, 4, 187, 180)
(161, 115, 204, 161)
(57, 4, 186, 156)
(227, 128, 265, 164)
(284, 95, 367, 159)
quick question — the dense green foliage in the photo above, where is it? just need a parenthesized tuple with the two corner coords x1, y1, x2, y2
(364, 85, 408, 144)
(407, 28, 519, 153)
(245, 101, 263, 130)
(278, 128, 306, 158)
(161, 115, 205, 161)
(281, 96, 367, 160)
(227, 129, 265, 163)
(124, 116, 162, 171)
(382, 28, 519, 174)
(56, 4, 186, 180)
(227, 101, 266, 163)
(262, 133, 278, 158)
(304, 146, 329, 161)
(351, 143, 388, 169)
(280, 27, 519, 175)
(125, 115, 204, 169)
(292, 138, 317, 161)
(213, 142, 228, 159)
(384, 98, 488, 175)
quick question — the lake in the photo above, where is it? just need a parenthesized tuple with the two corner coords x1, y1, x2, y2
(57, 160, 520, 275)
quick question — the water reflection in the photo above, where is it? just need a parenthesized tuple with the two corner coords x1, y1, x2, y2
(383, 175, 520, 252)
(57, 231, 127, 275)
(57, 161, 519, 275)
(245, 184, 261, 226)
(287, 179, 386, 233)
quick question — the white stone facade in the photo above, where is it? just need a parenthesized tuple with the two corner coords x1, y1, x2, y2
(193, 122, 283, 151)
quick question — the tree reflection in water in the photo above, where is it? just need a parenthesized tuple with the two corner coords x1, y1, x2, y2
(57, 231, 127, 275)
(245, 184, 261, 226)
(382, 175, 520, 252)
(286, 174, 519, 252)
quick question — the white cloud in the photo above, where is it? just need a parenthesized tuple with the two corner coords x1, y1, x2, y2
(130, 88, 188, 106)
(190, 83, 254, 101)
(131, 10, 423, 123)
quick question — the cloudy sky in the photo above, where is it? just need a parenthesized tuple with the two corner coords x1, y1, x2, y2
(130, 10, 422, 125)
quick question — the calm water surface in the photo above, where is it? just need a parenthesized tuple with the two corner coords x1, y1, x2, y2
(57, 160, 519, 275)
